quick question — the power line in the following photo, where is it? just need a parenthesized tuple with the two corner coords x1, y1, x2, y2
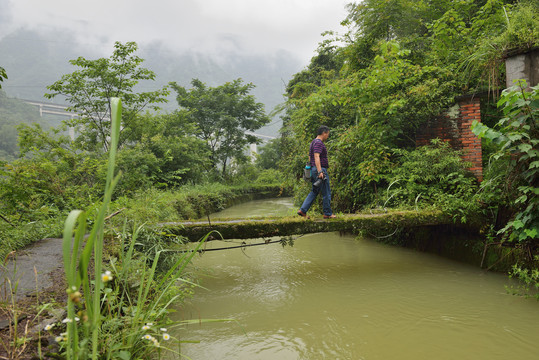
(179, 235, 302, 253)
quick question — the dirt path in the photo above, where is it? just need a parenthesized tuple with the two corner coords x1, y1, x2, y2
(0, 238, 65, 301)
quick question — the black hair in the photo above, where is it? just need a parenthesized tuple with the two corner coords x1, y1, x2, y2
(317, 125, 330, 135)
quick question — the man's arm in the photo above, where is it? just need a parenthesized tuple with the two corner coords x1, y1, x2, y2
(314, 153, 324, 178)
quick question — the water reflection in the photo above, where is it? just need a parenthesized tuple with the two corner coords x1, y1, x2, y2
(174, 232, 539, 359)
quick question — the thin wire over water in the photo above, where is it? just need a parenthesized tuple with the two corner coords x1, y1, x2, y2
(173, 233, 539, 360)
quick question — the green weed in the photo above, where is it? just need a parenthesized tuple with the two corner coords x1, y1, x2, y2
(55, 99, 219, 359)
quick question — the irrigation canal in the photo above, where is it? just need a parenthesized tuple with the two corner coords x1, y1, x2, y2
(170, 197, 539, 360)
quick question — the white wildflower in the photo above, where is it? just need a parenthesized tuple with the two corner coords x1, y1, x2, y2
(162, 333, 170, 341)
(101, 270, 113, 282)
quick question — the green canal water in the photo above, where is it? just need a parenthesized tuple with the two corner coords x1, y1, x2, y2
(209, 197, 296, 219)
(173, 199, 539, 360)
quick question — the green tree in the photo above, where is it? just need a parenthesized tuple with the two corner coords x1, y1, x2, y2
(285, 38, 344, 100)
(45, 42, 169, 152)
(113, 112, 211, 192)
(0, 66, 6, 88)
(170, 78, 270, 176)
(280, 0, 517, 212)
(256, 138, 282, 170)
(1, 123, 104, 220)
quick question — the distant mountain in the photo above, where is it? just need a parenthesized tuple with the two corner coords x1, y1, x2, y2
(0, 28, 303, 137)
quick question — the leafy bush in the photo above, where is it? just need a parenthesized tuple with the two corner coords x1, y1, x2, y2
(464, 1, 539, 91)
(0, 155, 101, 221)
(255, 138, 282, 170)
(254, 169, 282, 185)
(497, 2, 539, 53)
(230, 163, 259, 184)
(110, 188, 183, 225)
(508, 260, 539, 300)
(114, 146, 162, 196)
(109, 182, 286, 227)
(0, 218, 64, 260)
(381, 140, 480, 221)
(331, 125, 392, 211)
(472, 82, 539, 242)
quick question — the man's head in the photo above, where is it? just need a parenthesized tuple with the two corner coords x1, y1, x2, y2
(317, 125, 330, 141)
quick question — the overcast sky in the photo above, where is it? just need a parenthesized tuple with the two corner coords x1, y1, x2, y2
(1, 0, 350, 65)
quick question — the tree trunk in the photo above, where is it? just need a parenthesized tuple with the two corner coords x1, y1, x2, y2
(221, 158, 228, 177)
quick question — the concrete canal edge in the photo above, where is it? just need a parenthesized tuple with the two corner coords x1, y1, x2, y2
(166, 210, 452, 240)
(158, 210, 522, 272)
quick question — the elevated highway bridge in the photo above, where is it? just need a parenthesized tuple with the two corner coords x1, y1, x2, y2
(22, 99, 276, 153)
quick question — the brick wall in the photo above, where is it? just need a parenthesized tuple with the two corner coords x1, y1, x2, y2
(416, 96, 483, 181)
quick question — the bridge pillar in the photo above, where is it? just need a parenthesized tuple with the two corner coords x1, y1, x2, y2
(249, 143, 257, 162)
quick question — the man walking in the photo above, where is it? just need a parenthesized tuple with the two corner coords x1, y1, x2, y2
(297, 125, 336, 219)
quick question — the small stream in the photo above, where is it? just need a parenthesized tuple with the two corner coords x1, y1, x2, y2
(173, 198, 539, 359)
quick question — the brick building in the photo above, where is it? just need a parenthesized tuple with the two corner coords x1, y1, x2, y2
(416, 94, 483, 181)
(415, 47, 539, 182)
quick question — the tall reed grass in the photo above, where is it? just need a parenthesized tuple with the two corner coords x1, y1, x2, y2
(56, 99, 217, 359)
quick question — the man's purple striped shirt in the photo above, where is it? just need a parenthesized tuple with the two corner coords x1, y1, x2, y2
(309, 138, 329, 168)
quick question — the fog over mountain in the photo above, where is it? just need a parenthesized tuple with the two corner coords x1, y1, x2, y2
(0, 28, 306, 136)
(2, 0, 348, 64)
(0, 0, 350, 137)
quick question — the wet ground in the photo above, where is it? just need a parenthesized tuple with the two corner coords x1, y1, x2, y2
(0, 238, 67, 358)
(0, 237, 65, 301)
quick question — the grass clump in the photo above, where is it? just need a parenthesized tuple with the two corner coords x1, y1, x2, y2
(47, 99, 221, 359)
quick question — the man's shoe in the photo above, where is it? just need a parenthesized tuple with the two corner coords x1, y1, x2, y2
(297, 210, 309, 218)
(323, 214, 336, 219)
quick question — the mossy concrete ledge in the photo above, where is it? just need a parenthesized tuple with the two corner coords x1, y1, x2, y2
(160, 210, 458, 242)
